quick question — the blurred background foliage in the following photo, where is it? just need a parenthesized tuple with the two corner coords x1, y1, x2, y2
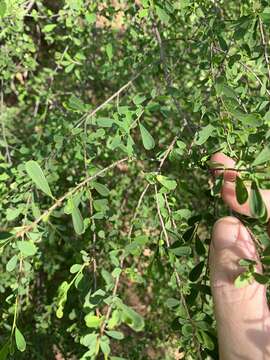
(1, 0, 270, 359)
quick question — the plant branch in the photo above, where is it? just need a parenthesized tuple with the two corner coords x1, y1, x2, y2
(16, 158, 129, 238)
(75, 64, 152, 130)
(259, 17, 270, 85)
(100, 136, 178, 336)
(154, 187, 202, 359)
(0, 82, 12, 165)
(213, 45, 270, 97)
(153, 24, 193, 134)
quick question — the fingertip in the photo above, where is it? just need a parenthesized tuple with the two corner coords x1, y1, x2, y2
(210, 152, 237, 181)
(211, 152, 235, 167)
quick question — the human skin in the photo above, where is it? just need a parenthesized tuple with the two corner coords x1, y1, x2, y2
(210, 152, 270, 360)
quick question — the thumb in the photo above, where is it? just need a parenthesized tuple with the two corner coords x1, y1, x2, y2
(210, 216, 270, 359)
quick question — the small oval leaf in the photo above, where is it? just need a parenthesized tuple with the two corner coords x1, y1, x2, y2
(105, 330, 124, 340)
(252, 146, 270, 167)
(249, 181, 266, 218)
(139, 123, 155, 150)
(25, 161, 53, 198)
(93, 182, 110, 197)
(235, 176, 248, 205)
(15, 328, 26, 352)
(17, 241, 37, 257)
(189, 261, 204, 282)
(6, 255, 18, 272)
(234, 272, 254, 288)
(71, 206, 84, 235)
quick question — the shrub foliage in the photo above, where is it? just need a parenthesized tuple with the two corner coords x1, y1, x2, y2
(1, 0, 270, 359)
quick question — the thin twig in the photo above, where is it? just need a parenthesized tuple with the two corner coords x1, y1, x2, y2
(158, 136, 178, 171)
(153, 24, 193, 134)
(164, 193, 177, 229)
(16, 158, 129, 238)
(100, 136, 178, 336)
(0, 82, 12, 165)
(213, 45, 270, 97)
(259, 17, 270, 85)
(75, 66, 149, 130)
(25, 0, 35, 14)
(154, 184, 170, 247)
(128, 183, 150, 239)
(155, 187, 202, 358)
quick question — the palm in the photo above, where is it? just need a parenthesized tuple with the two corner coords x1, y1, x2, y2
(210, 153, 270, 360)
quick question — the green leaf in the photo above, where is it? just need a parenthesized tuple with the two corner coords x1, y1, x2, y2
(261, 256, 270, 265)
(231, 111, 262, 127)
(195, 124, 214, 145)
(85, 12, 96, 24)
(17, 241, 37, 257)
(84, 314, 102, 328)
(234, 271, 254, 288)
(215, 80, 236, 98)
(169, 243, 191, 256)
(68, 95, 86, 112)
(6, 208, 21, 221)
(254, 273, 269, 284)
(189, 261, 204, 282)
(260, 11, 270, 25)
(198, 330, 214, 351)
(100, 336, 110, 356)
(70, 264, 81, 273)
(239, 258, 257, 267)
(133, 95, 146, 105)
(15, 328, 26, 352)
(6, 255, 18, 272)
(106, 43, 113, 61)
(0, 0, 6, 18)
(96, 118, 114, 127)
(155, 5, 170, 24)
(156, 175, 177, 190)
(25, 161, 53, 198)
(71, 201, 84, 235)
(182, 323, 193, 337)
(93, 182, 110, 196)
(43, 24, 57, 33)
(252, 146, 270, 167)
(105, 330, 124, 340)
(80, 333, 98, 348)
(139, 123, 155, 150)
(235, 176, 248, 205)
(0, 341, 10, 360)
(165, 298, 180, 308)
(0, 232, 13, 241)
(120, 303, 144, 332)
(195, 236, 205, 256)
(249, 181, 266, 218)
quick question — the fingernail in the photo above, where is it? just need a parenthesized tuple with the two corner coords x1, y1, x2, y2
(212, 217, 240, 250)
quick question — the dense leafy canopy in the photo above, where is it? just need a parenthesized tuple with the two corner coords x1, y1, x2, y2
(1, 0, 270, 359)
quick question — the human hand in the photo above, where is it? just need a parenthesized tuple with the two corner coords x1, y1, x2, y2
(210, 152, 270, 360)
